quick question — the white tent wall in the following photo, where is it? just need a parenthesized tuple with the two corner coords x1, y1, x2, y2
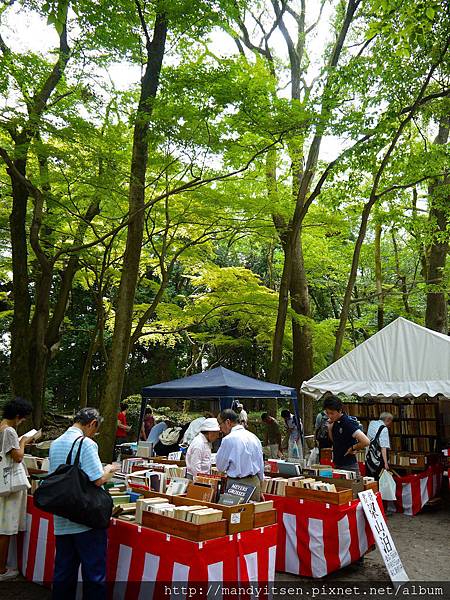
(301, 317, 450, 400)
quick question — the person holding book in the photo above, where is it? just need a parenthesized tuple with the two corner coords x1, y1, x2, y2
(323, 396, 370, 474)
(216, 409, 264, 501)
(49, 408, 118, 600)
(186, 418, 221, 478)
(281, 409, 304, 459)
(0, 397, 36, 581)
(367, 412, 393, 472)
(140, 407, 154, 441)
(116, 402, 132, 443)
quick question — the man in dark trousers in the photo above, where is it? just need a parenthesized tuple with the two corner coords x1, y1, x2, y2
(323, 396, 370, 475)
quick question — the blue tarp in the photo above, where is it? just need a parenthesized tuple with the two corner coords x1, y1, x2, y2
(141, 366, 297, 399)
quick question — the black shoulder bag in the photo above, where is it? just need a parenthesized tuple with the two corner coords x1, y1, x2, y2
(34, 436, 113, 529)
(365, 425, 386, 478)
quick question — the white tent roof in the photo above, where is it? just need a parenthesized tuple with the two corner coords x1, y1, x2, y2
(301, 317, 450, 399)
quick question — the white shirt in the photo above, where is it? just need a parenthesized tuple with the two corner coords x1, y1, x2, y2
(216, 425, 264, 479)
(182, 417, 206, 446)
(238, 409, 248, 427)
(186, 432, 212, 477)
(367, 420, 390, 448)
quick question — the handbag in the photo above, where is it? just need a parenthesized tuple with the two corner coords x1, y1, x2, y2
(0, 428, 31, 497)
(34, 436, 113, 529)
(365, 425, 386, 478)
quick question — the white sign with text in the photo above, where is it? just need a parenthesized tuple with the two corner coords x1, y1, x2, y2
(358, 489, 409, 583)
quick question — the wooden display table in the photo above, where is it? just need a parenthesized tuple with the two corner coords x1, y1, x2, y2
(266, 493, 380, 578)
(8, 497, 277, 589)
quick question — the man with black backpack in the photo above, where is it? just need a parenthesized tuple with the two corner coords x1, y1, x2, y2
(365, 412, 393, 478)
(47, 408, 117, 600)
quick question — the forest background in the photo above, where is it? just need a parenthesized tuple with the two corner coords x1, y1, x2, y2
(0, 0, 448, 459)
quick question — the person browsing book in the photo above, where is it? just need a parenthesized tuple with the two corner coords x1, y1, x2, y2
(186, 418, 221, 478)
(323, 396, 370, 474)
(367, 412, 393, 472)
(0, 397, 36, 581)
(49, 408, 118, 600)
(216, 409, 264, 501)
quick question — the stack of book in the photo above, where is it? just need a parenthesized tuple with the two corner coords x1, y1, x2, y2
(136, 498, 223, 525)
(251, 500, 274, 513)
(121, 458, 148, 474)
(332, 469, 359, 480)
(261, 478, 288, 496)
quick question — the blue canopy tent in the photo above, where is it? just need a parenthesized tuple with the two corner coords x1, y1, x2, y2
(140, 366, 300, 436)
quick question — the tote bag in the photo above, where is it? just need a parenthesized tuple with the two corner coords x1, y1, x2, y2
(34, 436, 113, 529)
(0, 429, 30, 497)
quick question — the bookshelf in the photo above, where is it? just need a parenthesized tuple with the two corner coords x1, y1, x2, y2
(342, 399, 445, 453)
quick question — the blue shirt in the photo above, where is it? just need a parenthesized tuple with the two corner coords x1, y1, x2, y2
(367, 420, 390, 449)
(332, 414, 360, 467)
(147, 421, 167, 445)
(49, 426, 104, 535)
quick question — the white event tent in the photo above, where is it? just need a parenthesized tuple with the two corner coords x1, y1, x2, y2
(301, 317, 450, 400)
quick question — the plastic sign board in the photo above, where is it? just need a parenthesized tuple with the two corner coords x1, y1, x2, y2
(358, 489, 409, 583)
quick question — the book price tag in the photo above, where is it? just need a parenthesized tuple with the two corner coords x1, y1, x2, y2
(231, 513, 241, 524)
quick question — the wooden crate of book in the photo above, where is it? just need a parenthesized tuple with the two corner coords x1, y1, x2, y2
(363, 481, 379, 492)
(253, 508, 277, 528)
(141, 510, 227, 541)
(131, 487, 254, 534)
(150, 457, 187, 467)
(315, 476, 364, 499)
(285, 485, 353, 505)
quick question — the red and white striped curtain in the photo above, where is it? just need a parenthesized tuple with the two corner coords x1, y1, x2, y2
(265, 494, 380, 578)
(10, 497, 278, 591)
(385, 464, 443, 516)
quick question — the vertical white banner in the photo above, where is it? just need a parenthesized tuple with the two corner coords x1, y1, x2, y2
(358, 490, 409, 583)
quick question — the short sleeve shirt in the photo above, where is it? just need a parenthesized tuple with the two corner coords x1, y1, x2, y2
(367, 420, 390, 449)
(332, 414, 360, 467)
(116, 411, 128, 438)
(49, 426, 104, 535)
(0, 426, 20, 455)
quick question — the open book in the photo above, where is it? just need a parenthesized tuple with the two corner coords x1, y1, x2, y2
(19, 429, 42, 443)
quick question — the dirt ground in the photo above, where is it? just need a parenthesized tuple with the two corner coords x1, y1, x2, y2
(1, 497, 449, 599)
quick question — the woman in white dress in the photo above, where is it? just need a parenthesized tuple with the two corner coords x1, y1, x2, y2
(0, 397, 34, 580)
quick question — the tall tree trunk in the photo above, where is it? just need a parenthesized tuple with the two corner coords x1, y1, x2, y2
(425, 117, 449, 333)
(333, 51, 446, 360)
(3, 13, 70, 406)
(269, 241, 292, 383)
(374, 221, 384, 330)
(290, 234, 314, 433)
(98, 11, 168, 461)
(9, 154, 32, 401)
(391, 229, 411, 315)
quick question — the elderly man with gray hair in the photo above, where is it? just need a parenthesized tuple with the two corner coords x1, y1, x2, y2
(367, 412, 393, 472)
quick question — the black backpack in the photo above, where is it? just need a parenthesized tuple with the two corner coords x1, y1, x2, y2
(365, 425, 386, 477)
(316, 413, 329, 443)
(34, 436, 113, 529)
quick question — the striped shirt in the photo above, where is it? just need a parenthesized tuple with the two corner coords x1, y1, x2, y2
(49, 426, 104, 535)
